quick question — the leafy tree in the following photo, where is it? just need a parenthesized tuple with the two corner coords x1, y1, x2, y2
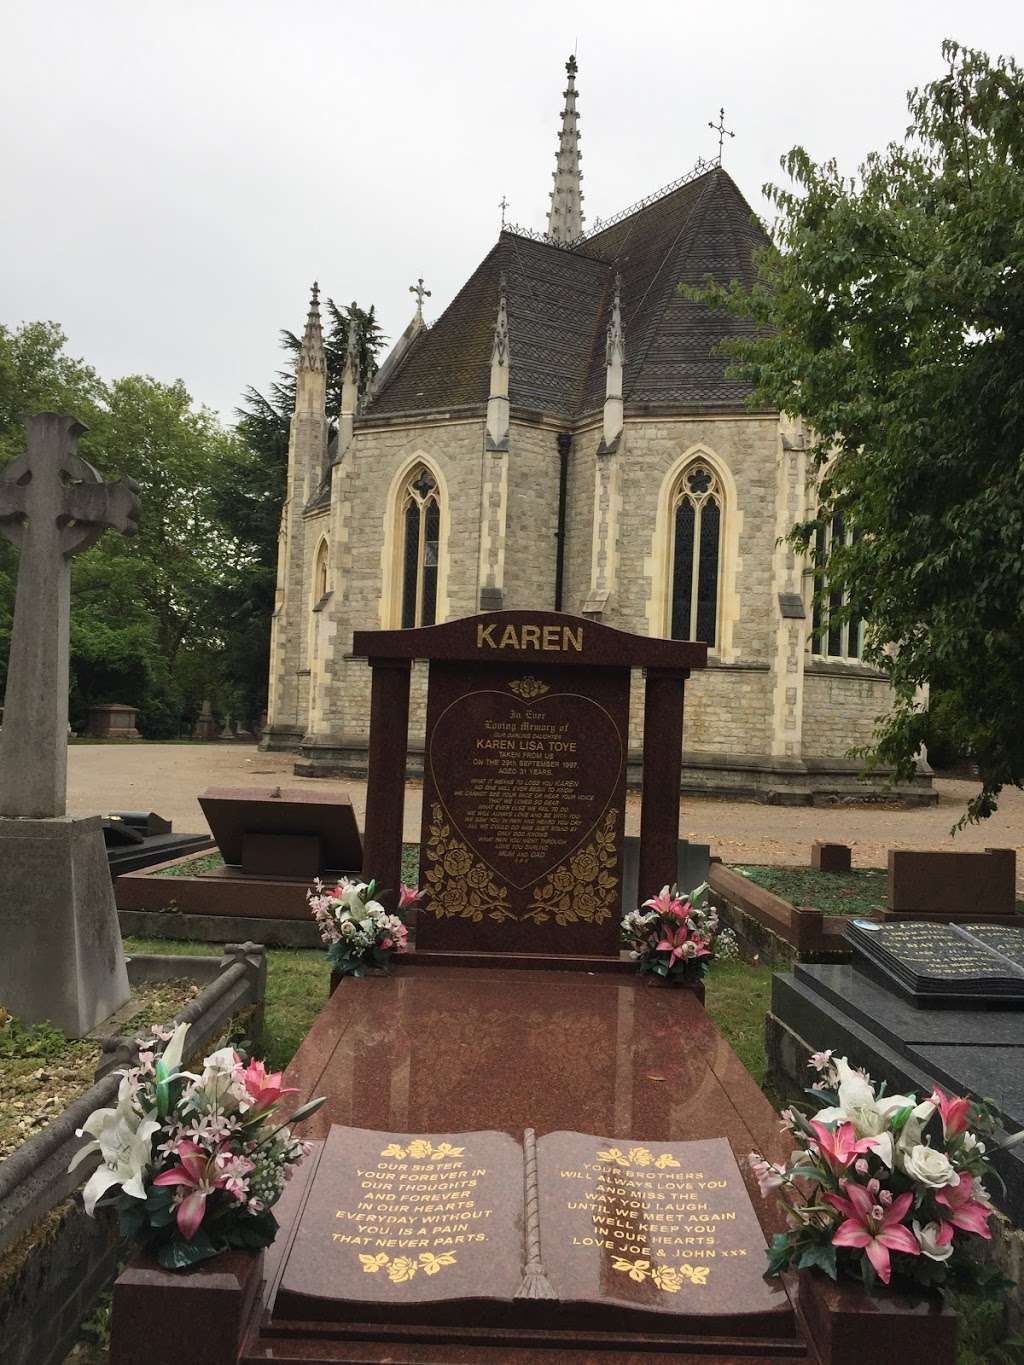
(696, 41, 1024, 823)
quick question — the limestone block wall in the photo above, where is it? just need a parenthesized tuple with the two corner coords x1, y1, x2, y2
(304, 416, 488, 743)
(502, 422, 561, 610)
(562, 426, 598, 614)
(802, 667, 891, 758)
(625, 664, 772, 757)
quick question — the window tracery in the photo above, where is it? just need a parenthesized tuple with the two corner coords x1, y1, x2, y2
(669, 463, 722, 646)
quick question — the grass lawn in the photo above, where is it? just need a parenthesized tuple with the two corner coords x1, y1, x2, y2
(703, 959, 772, 1085)
(732, 865, 888, 916)
(123, 937, 327, 1072)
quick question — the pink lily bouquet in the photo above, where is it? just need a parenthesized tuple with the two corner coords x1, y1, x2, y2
(307, 878, 421, 977)
(750, 1050, 1006, 1295)
(69, 1021, 324, 1270)
(620, 883, 738, 984)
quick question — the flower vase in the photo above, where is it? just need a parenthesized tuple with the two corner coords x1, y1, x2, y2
(795, 1268, 956, 1365)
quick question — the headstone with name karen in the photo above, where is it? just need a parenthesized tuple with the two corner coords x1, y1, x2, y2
(350, 610, 706, 960)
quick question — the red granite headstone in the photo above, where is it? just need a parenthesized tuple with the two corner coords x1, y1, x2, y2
(417, 661, 629, 955)
(351, 611, 707, 962)
(198, 786, 362, 876)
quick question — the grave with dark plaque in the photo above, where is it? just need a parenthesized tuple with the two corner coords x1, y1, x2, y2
(351, 611, 706, 959)
(846, 919, 1024, 1005)
(102, 809, 214, 877)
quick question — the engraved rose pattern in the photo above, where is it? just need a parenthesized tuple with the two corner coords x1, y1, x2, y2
(359, 1251, 457, 1282)
(525, 808, 619, 926)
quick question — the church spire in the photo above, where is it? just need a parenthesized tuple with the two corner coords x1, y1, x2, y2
(546, 54, 584, 245)
(296, 281, 326, 415)
(336, 302, 361, 459)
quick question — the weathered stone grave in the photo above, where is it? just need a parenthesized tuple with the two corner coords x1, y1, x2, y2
(0, 414, 139, 1035)
(351, 610, 706, 958)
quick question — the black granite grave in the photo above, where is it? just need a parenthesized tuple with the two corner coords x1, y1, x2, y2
(103, 810, 213, 877)
(846, 919, 1024, 1005)
(770, 958, 1024, 1220)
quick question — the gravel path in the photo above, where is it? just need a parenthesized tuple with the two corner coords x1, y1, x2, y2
(68, 742, 1024, 888)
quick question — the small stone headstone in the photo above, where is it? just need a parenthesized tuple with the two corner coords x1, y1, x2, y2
(811, 840, 851, 873)
(886, 847, 1016, 918)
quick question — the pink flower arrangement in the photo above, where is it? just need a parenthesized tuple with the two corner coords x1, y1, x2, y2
(620, 883, 737, 984)
(70, 1023, 323, 1270)
(307, 876, 415, 977)
(752, 1052, 1002, 1293)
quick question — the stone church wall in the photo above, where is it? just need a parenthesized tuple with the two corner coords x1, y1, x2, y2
(502, 422, 562, 609)
(802, 666, 889, 758)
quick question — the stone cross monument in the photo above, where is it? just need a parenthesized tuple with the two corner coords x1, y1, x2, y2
(0, 414, 140, 1034)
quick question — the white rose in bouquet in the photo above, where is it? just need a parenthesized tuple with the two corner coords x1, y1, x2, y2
(903, 1143, 960, 1189)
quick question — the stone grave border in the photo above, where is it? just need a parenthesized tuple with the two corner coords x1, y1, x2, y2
(115, 853, 322, 947)
(708, 863, 852, 965)
(0, 944, 266, 1365)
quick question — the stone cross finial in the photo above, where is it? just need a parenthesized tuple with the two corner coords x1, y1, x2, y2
(499, 195, 509, 229)
(409, 277, 431, 322)
(0, 414, 140, 818)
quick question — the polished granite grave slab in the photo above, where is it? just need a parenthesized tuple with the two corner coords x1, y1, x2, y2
(773, 963, 1024, 1217)
(284, 966, 789, 1184)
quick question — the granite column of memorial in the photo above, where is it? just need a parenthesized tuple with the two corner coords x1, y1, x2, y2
(362, 659, 411, 905)
(637, 667, 688, 905)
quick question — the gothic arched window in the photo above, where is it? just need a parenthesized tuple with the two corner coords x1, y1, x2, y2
(313, 539, 329, 604)
(811, 517, 863, 659)
(669, 463, 722, 646)
(400, 466, 441, 629)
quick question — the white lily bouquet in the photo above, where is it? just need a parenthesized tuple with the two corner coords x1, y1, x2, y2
(69, 1022, 323, 1269)
(307, 877, 420, 977)
(750, 1050, 1010, 1296)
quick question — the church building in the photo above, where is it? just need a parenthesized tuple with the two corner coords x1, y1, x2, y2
(263, 57, 929, 803)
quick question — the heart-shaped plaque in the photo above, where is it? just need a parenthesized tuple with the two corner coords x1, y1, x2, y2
(427, 689, 625, 890)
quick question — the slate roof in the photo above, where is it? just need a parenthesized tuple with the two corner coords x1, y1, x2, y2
(368, 167, 770, 421)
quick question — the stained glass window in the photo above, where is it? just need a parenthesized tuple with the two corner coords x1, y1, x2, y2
(811, 516, 862, 660)
(399, 466, 441, 629)
(670, 463, 721, 646)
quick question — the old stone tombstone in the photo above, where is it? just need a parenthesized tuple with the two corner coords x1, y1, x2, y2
(351, 611, 706, 958)
(0, 414, 139, 1034)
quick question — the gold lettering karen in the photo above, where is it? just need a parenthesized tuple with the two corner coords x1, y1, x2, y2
(476, 622, 584, 653)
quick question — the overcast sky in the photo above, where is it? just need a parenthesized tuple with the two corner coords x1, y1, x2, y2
(4, 1, 1021, 420)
